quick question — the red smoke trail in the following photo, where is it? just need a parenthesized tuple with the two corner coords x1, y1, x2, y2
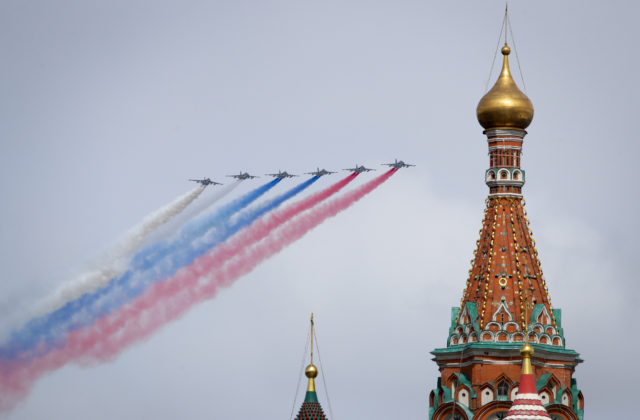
(0, 170, 395, 412)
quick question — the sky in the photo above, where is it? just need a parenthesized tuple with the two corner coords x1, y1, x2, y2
(0, 0, 638, 418)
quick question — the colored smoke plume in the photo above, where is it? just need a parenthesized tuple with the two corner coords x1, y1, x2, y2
(0, 170, 395, 413)
(2, 176, 318, 363)
(5, 186, 206, 336)
(0, 180, 280, 361)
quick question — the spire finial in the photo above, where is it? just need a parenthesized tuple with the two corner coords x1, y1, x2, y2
(523, 289, 529, 341)
(505, 2, 509, 45)
(310, 313, 314, 365)
(304, 313, 318, 392)
(520, 290, 534, 375)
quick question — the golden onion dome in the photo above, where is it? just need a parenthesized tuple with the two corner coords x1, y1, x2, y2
(305, 363, 318, 392)
(520, 342, 534, 375)
(305, 363, 318, 379)
(477, 44, 534, 130)
(520, 342, 534, 358)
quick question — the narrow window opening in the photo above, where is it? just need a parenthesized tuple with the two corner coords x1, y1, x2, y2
(497, 381, 509, 398)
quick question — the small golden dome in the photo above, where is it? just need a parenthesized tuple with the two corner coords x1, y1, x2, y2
(520, 343, 534, 358)
(305, 363, 318, 379)
(520, 342, 534, 375)
(477, 44, 533, 130)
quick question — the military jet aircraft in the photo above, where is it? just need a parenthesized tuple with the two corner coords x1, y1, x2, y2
(266, 170, 298, 179)
(226, 172, 259, 180)
(305, 167, 336, 177)
(382, 159, 415, 169)
(189, 178, 222, 186)
(343, 164, 375, 173)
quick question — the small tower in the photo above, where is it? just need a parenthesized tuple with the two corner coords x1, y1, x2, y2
(504, 343, 551, 420)
(294, 314, 328, 420)
(428, 21, 584, 420)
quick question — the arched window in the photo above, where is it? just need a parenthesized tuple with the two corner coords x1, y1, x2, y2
(497, 381, 509, 398)
(540, 390, 550, 405)
(458, 387, 470, 406)
(481, 387, 494, 406)
(450, 377, 459, 397)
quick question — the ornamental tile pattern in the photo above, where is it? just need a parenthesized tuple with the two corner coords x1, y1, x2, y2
(295, 401, 327, 420)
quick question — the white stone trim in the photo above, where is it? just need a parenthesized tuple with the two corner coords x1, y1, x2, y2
(510, 404, 547, 411)
(491, 300, 514, 322)
(488, 193, 523, 197)
(438, 359, 576, 369)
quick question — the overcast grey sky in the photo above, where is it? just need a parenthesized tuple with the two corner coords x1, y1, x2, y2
(1, 0, 638, 418)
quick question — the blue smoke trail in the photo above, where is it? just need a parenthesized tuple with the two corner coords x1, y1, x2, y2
(2, 177, 319, 361)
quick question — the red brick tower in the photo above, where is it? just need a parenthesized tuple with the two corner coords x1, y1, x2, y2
(428, 42, 584, 420)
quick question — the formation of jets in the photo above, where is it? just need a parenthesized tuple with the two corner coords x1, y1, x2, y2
(191, 159, 414, 185)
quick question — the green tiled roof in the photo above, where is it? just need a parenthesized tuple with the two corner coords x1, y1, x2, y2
(295, 391, 327, 420)
(433, 341, 581, 357)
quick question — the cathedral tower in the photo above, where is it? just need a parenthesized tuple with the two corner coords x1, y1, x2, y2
(428, 42, 584, 420)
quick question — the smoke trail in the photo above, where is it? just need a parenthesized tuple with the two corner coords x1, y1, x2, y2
(141, 181, 241, 247)
(1, 177, 319, 362)
(29, 187, 208, 319)
(130, 179, 281, 270)
(0, 180, 280, 361)
(0, 171, 394, 412)
(0, 186, 206, 340)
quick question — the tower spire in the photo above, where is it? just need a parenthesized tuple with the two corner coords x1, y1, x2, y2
(293, 313, 328, 420)
(505, 2, 508, 45)
(306, 313, 317, 393)
(503, 343, 551, 419)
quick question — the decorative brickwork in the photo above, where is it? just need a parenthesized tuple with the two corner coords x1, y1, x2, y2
(451, 196, 559, 344)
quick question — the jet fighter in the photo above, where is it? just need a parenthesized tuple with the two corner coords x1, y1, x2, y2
(189, 178, 222, 186)
(226, 172, 259, 180)
(266, 170, 298, 179)
(305, 167, 336, 177)
(343, 164, 375, 173)
(382, 159, 415, 169)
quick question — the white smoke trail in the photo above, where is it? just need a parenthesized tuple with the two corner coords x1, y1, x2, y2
(30, 186, 207, 318)
(142, 180, 241, 246)
(0, 182, 243, 342)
